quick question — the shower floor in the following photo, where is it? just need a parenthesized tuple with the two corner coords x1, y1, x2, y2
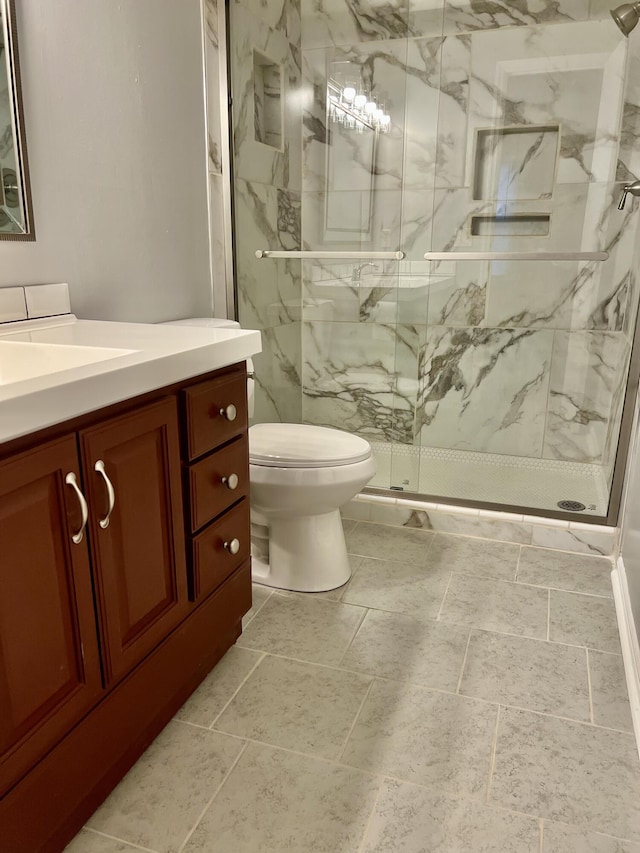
(369, 442, 610, 517)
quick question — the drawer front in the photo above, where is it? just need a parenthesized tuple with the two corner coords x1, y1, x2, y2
(183, 369, 247, 461)
(188, 436, 249, 533)
(191, 500, 251, 600)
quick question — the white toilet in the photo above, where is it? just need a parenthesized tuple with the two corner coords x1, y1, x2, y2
(163, 318, 376, 592)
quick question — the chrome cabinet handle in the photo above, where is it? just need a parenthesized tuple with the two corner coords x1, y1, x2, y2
(221, 473, 239, 490)
(94, 459, 116, 530)
(219, 404, 237, 421)
(224, 538, 240, 555)
(65, 472, 88, 545)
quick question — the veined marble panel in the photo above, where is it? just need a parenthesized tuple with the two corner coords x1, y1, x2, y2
(543, 331, 630, 463)
(400, 188, 436, 260)
(403, 35, 471, 191)
(231, 5, 301, 190)
(468, 22, 625, 185)
(416, 327, 553, 455)
(302, 188, 403, 252)
(235, 179, 301, 329)
(252, 322, 303, 424)
(408, 0, 446, 37)
(426, 260, 488, 326)
(302, 321, 422, 442)
(302, 40, 409, 194)
(209, 173, 228, 311)
(618, 35, 640, 181)
(205, 0, 223, 174)
(442, 0, 589, 34)
(301, 0, 409, 50)
(233, 0, 300, 44)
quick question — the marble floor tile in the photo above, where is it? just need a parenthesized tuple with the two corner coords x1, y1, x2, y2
(237, 591, 365, 665)
(439, 575, 549, 639)
(362, 779, 541, 853)
(174, 646, 263, 728)
(214, 655, 372, 759)
(87, 721, 243, 853)
(342, 679, 497, 796)
(428, 534, 521, 581)
(588, 650, 634, 732)
(183, 742, 381, 853)
(242, 583, 272, 628)
(549, 590, 621, 652)
(63, 831, 149, 853)
(459, 630, 590, 721)
(340, 608, 470, 691)
(341, 556, 450, 620)
(345, 521, 434, 563)
(517, 547, 613, 597)
(490, 707, 640, 841)
(542, 821, 640, 852)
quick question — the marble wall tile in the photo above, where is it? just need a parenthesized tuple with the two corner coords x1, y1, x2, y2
(408, 0, 446, 37)
(618, 36, 640, 181)
(303, 320, 422, 442)
(233, 0, 300, 44)
(205, 0, 223, 174)
(303, 188, 404, 253)
(468, 22, 624, 185)
(443, 1, 589, 36)
(231, 5, 301, 191)
(302, 0, 410, 50)
(252, 323, 302, 423)
(209, 173, 228, 312)
(426, 260, 488, 326)
(544, 331, 630, 463)
(416, 326, 553, 455)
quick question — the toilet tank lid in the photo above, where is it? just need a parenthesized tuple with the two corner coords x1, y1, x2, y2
(161, 317, 241, 329)
(249, 423, 372, 468)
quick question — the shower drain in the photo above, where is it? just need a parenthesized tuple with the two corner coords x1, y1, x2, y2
(557, 500, 586, 512)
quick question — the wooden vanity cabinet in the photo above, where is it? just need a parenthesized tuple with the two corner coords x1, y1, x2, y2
(0, 363, 252, 853)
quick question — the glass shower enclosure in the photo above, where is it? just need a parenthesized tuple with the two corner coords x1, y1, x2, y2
(230, 0, 640, 523)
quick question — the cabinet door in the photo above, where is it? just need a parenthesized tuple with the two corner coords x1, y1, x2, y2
(81, 397, 188, 685)
(0, 436, 102, 796)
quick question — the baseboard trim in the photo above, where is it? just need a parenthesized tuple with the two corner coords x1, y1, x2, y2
(611, 556, 640, 760)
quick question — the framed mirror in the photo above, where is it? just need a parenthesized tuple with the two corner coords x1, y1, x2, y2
(0, 0, 34, 240)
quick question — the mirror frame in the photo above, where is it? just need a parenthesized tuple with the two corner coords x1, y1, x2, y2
(1, 0, 34, 241)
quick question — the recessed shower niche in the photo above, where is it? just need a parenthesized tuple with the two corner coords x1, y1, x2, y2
(253, 50, 283, 151)
(473, 125, 560, 201)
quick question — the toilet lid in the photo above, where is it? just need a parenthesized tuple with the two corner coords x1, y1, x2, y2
(249, 423, 372, 468)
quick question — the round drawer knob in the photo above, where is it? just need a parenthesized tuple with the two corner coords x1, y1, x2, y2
(219, 404, 237, 421)
(224, 538, 240, 555)
(222, 473, 239, 490)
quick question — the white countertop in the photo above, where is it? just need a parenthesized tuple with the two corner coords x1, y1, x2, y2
(0, 315, 262, 443)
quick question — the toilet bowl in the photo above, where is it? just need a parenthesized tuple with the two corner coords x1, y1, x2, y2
(162, 318, 376, 592)
(249, 423, 376, 592)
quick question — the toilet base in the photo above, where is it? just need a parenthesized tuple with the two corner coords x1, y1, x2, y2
(250, 509, 351, 592)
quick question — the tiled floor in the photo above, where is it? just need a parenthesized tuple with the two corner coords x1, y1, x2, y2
(66, 521, 640, 853)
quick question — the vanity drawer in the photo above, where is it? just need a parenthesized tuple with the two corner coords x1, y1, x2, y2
(190, 500, 250, 600)
(188, 436, 249, 533)
(183, 368, 247, 461)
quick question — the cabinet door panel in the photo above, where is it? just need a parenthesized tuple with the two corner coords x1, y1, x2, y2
(81, 398, 188, 685)
(0, 436, 101, 796)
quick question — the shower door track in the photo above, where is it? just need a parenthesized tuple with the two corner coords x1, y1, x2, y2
(423, 251, 609, 261)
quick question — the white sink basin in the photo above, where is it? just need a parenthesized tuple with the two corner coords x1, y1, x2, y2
(0, 339, 135, 385)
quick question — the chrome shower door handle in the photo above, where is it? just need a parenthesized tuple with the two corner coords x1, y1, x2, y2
(65, 472, 89, 545)
(94, 459, 116, 529)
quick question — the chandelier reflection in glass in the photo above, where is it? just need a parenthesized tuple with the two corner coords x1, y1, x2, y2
(327, 70, 391, 134)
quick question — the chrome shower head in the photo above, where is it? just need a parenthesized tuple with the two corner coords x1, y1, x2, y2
(611, 2, 640, 36)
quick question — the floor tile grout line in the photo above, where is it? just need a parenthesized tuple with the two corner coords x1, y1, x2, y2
(243, 589, 273, 628)
(586, 647, 595, 725)
(176, 739, 250, 853)
(208, 652, 267, 729)
(82, 828, 160, 852)
(336, 606, 370, 668)
(455, 631, 472, 694)
(435, 572, 454, 621)
(356, 776, 387, 853)
(218, 649, 635, 736)
(485, 704, 501, 806)
(546, 589, 551, 642)
(336, 677, 376, 763)
(539, 818, 544, 853)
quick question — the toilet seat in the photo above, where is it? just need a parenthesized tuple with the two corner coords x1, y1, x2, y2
(249, 423, 371, 468)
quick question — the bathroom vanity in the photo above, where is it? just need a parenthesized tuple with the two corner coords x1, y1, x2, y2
(0, 293, 261, 853)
